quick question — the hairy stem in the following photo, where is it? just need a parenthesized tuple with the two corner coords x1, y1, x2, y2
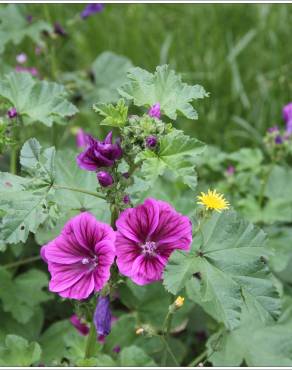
(188, 348, 208, 367)
(161, 310, 174, 366)
(84, 321, 97, 359)
(53, 184, 106, 200)
(3, 255, 41, 269)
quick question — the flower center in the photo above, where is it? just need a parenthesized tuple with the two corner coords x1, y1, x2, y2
(81, 255, 98, 271)
(141, 241, 157, 256)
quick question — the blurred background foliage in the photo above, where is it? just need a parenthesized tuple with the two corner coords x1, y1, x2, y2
(2, 3, 292, 150)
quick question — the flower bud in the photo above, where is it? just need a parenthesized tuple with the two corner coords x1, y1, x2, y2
(146, 135, 157, 149)
(148, 103, 161, 119)
(7, 107, 17, 119)
(97, 171, 114, 187)
(275, 135, 283, 145)
(94, 295, 112, 336)
(123, 195, 130, 204)
(174, 296, 184, 309)
(226, 165, 235, 176)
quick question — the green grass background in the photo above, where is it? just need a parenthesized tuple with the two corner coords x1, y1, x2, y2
(21, 3, 292, 149)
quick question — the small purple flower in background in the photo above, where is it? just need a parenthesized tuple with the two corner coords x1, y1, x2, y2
(123, 195, 130, 204)
(70, 314, 90, 336)
(226, 165, 235, 176)
(97, 171, 114, 187)
(81, 3, 104, 19)
(275, 135, 283, 145)
(26, 15, 33, 23)
(148, 103, 161, 119)
(15, 66, 39, 77)
(76, 131, 122, 172)
(267, 126, 279, 133)
(116, 198, 192, 285)
(16, 53, 27, 64)
(54, 22, 67, 37)
(35, 45, 43, 56)
(94, 295, 112, 336)
(41, 212, 116, 300)
(7, 107, 17, 119)
(146, 135, 157, 149)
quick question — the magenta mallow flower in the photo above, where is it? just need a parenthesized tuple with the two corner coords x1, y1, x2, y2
(94, 295, 111, 336)
(70, 314, 90, 336)
(16, 53, 27, 64)
(81, 3, 104, 19)
(41, 212, 116, 300)
(76, 131, 122, 172)
(7, 107, 17, 119)
(148, 103, 161, 119)
(146, 135, 157, 148)
(97, 171, 113, 187)
(115, 198, 192, 285)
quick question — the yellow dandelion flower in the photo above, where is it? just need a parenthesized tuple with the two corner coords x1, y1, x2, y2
(174, 296, 185, 308)
(197, 189, 230, 212)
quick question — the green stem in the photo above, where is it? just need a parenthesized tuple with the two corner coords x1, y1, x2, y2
(258, 162, 275, 208)
(3, 255, 41, 269)
(188, 348, 208, 367)
(53, 184, 106, 200)
(161, 310, 174, 366)
(10, 147, 17, 175)
(43, 4, 58, 80)
(84, 321, 97, 359)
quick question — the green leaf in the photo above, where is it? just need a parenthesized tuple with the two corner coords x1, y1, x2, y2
(119, 346, 157, 367)
(0, 4, 52, 53)
(265, 166, 292, 201)
(228, 148, 263, 171)
(90, 51, 133, 103)
(163, 211, 280, 329)
(76, 355, 116, 367)
(0, 335, 41, 366)
(93, 98, 128, 127)
(0, 268, 51, 324)
(0, 72, 78, 126)
(0, 139, 56, 244)
(119, 64, 208, 120)
(137, 129, 205, 190)
(208, 296, 292, 366)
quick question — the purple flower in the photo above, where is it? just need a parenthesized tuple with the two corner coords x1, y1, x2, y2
(116, 198, 192, 285)
(226, 165, 235, 176)
(97, 171, 114, 187)
(267, 126, 279, 133)
(94, 295, 111, 336)
(35, 46, 42, 56)
(41, 212, 116, 300)
(146, 135, 157, 148)
(113, 346, 121, 353)
(54, 22, 67, 37)
(76, 128, 91, 148)
(123, 195, 130, 204)
(81, 3, 104, 19)
(16, 53, 27, 64)
(7, 107, 17, 119)
(275, 135, 283, 144)
(26, 15, 33, 23)
(286, 120, 292, 136)
(15, 66, 38, 77)
(70, 314, 90, 336)
(76, 131, 122, 172)
(282, 102, 292, 123)
(148, 103, 161, 119)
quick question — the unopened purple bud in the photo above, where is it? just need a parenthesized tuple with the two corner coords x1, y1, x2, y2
(113, 346, 121, 353)
(282, 102, 292, 123)
(81, 3, 104, 19)
(54, 22, 67, 36)
(275, 135, 283, 144)
(122, 172, 130, 179)
(16, 53, 27, 64)
(123, 195, 130, 204)
(148, 103, 161, 119)
(226, 165, 235, 176)
(7, 107, 17, 119)
(146, 135, 157, 148)
(267, 126, 279, 133)
(97, 171, 113, 187)
(70, 314, 89, 336)
(94, 295, 111, 336)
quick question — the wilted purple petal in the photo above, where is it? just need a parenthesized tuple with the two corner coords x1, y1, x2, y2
(148, 103, 161, 119)
(70, 314, 90, 336)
